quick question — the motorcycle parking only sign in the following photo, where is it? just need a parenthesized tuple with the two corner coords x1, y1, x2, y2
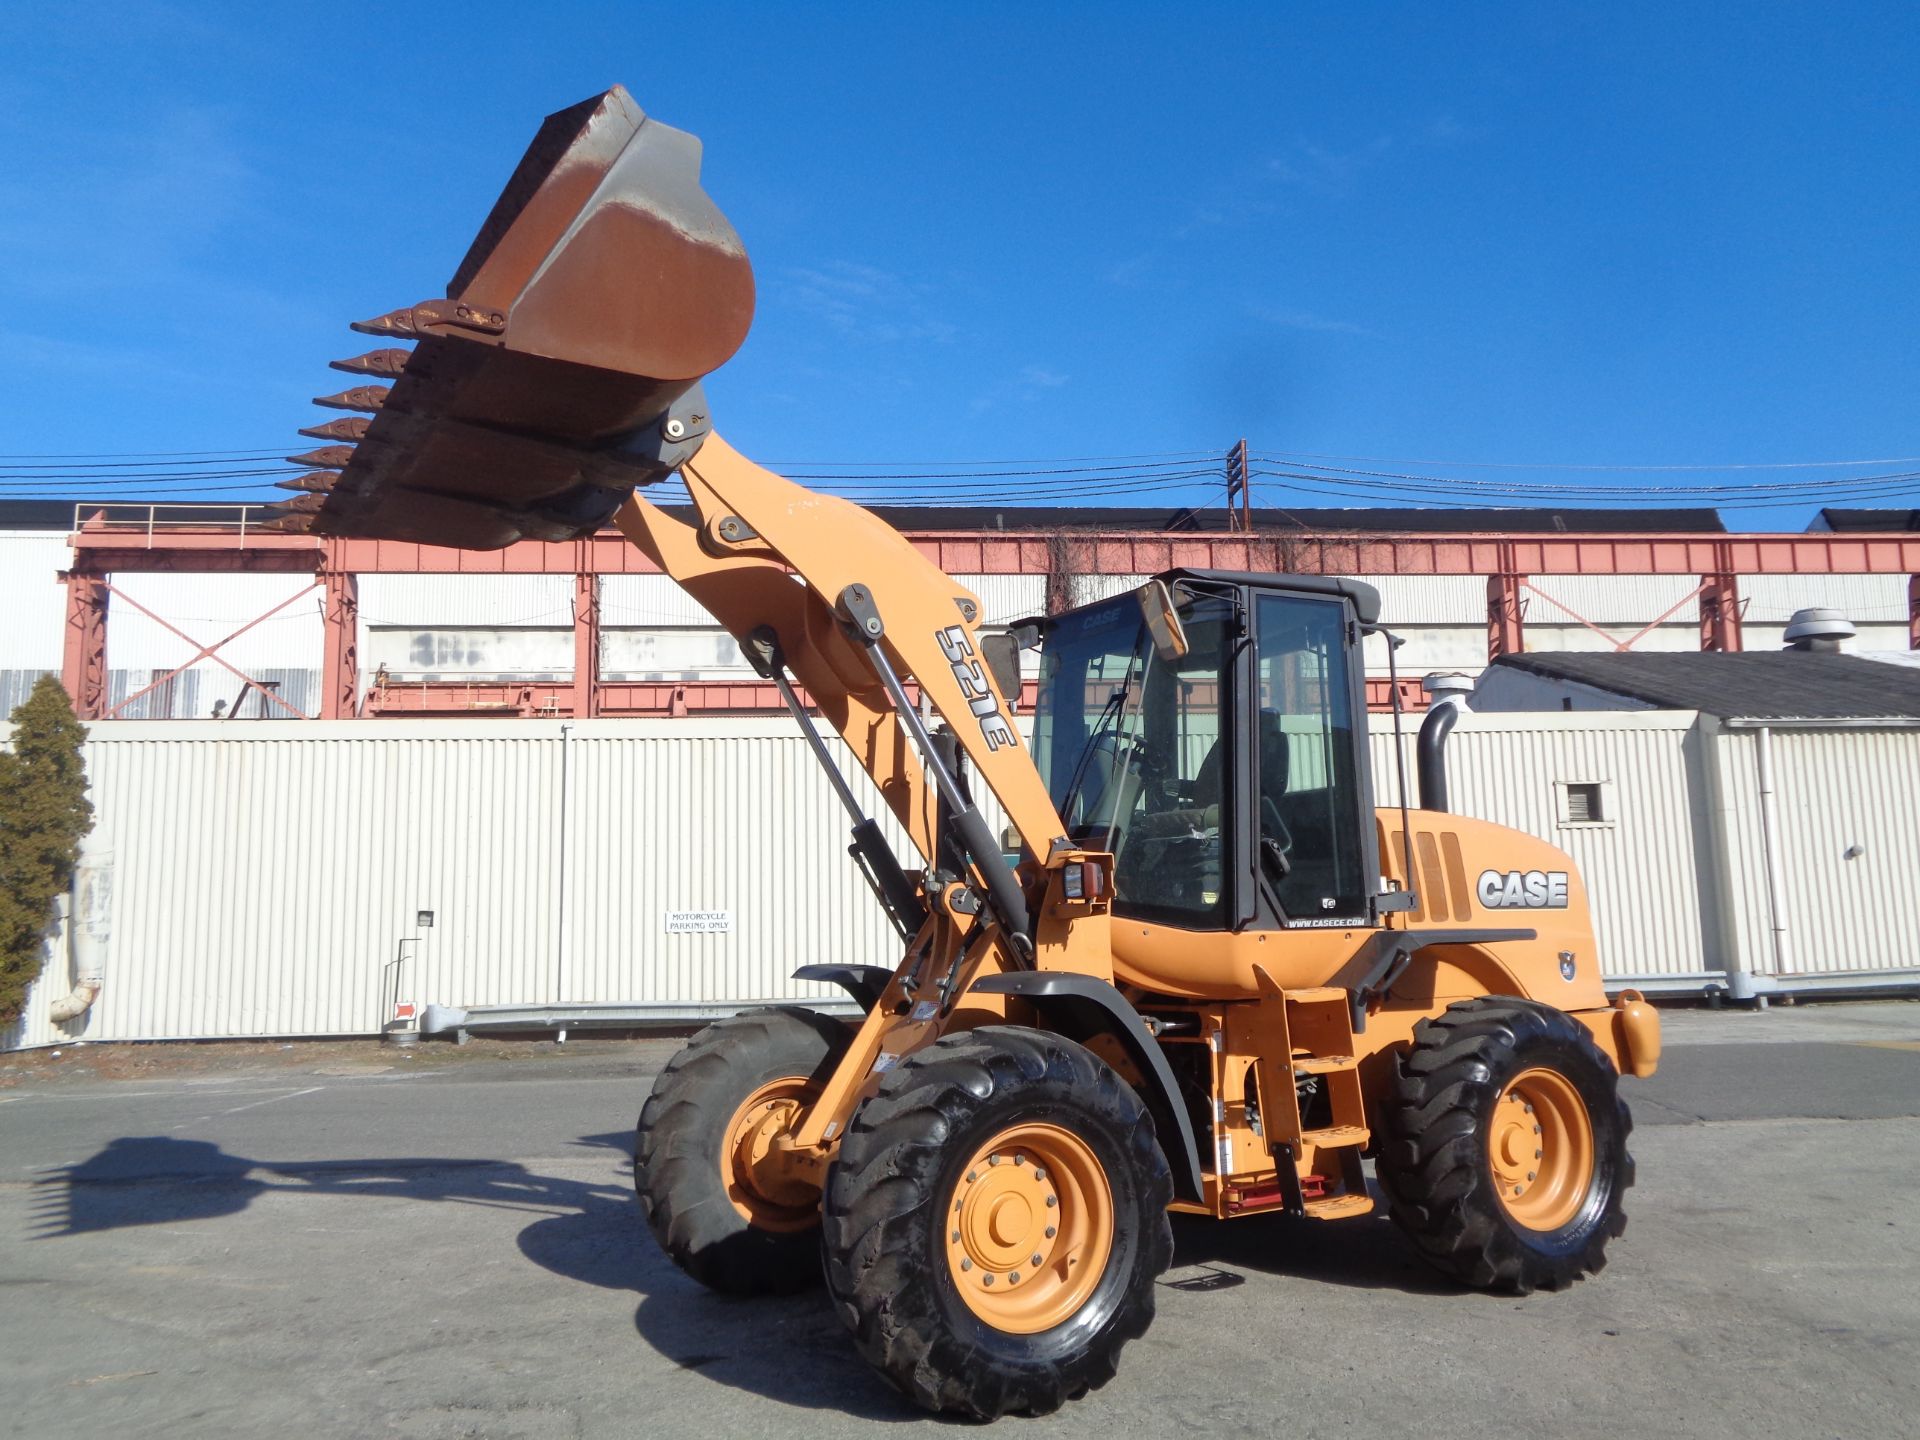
(663, 910, 733, 934)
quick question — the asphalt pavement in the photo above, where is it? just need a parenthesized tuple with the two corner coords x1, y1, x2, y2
(3, 1001, 1917, 1439)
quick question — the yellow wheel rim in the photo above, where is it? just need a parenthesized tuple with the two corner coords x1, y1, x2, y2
(944, 1123, 1114, 1335)
(721, 1077, 820, 1233)
(1491, 1067, 1595, 1231)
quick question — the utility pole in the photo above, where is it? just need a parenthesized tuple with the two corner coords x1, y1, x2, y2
(1225, 439, 1251, 531)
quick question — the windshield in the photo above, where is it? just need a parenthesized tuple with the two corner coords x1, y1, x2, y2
(1033, 589, 1231, 928)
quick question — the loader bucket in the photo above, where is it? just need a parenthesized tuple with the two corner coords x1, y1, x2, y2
(267, 86, 754, 548)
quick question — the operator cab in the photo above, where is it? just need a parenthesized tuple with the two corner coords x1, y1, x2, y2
(1029, 569, 1385, 934)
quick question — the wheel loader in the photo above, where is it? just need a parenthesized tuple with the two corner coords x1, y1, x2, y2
(273, 85, 1663, 1420)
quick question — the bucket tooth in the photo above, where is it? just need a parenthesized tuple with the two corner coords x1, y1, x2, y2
(329, 348, 411, 378)
(313, 385, 389, 413)
(263, 492, 328, 515)
(257, 513, 317, 533)
(297, 416, 370, 442)
(275, 470, 343, 494)
(286, 446, 356, 469)
(350, 306, 424, 339)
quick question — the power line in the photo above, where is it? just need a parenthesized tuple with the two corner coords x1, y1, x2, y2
(1262, 449, 1920, 472)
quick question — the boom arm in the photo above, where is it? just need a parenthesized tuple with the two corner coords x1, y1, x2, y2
(618, 433, 1077, 961)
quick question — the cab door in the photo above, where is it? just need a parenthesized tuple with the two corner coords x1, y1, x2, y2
(1245, 589, 1379, 929)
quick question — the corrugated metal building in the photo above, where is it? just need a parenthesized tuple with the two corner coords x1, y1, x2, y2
(11, 503, 1918, 721)
(10, 709, 1915, 1050)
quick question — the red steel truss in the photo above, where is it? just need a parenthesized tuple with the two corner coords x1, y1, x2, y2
(60, 517, 1920, 721)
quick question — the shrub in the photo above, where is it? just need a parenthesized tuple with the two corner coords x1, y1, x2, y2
(0, 677, 94, 1024)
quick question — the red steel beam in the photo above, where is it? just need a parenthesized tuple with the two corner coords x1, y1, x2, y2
(65, 523, 1920, 578)
(58, 571, 109, 717)
(572, 563, 601, 720)
(321, 552, 360, 720)
(1699, 574, 1744, 653)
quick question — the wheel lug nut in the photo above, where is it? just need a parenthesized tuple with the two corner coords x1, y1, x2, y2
(960, 1258, 972, 1272)
(1030, 1253, 1043, 1267)
(1014, 1154, 1025, 1166)
(990, 1154, 1001, 1166)
(1009, 1272, 1020, 1284)
(951, 1230, 961, 1243)
(1045, 1195, 1057, 1208)
(1535, 1149, 1543, 1159)
(1527, 1171, 1536, 1181)
(967, 1171, 978, 1183)
(982, 1274, 994, 1286)
(1045, 1226, 1057, 1238)
(1033, 1168, 1046, 1181)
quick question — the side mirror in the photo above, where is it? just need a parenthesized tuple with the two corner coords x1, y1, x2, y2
(1137, 580, 1190, 662)
(979, 632, 1025, 711)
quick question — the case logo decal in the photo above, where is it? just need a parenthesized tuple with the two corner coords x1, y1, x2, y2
(1477, 869, 1570, 909)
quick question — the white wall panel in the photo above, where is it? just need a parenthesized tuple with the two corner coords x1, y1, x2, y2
(365, 628, 573, 679)
(1709, 725, 1920, 980)
(960, 573, 1048, 624)
(0, 533, 71, 669)
(1356, 574, 1488, 621)
(106, 573, 325, 670)
(601, 574, 728, 627)
(1369, 710, 1718, 981)
(1525, 575, 1705, 625)
(601, 630, 749, 677)
(12, 709, 1916, 1048)
(360, 574, 572, 627)
(1739, 574, 1908, 625)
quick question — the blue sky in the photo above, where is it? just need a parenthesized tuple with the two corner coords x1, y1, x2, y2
(1, 2, 1916, 529)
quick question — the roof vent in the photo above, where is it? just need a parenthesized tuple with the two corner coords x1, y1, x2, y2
(1782, 607, 1855, 652)
(1421, 672, 1475, 706)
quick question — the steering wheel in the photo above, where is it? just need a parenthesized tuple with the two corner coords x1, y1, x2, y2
(1260, 793, 1295, 857)
(1071, 725, 1148, 821)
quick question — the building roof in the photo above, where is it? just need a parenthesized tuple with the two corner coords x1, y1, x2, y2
(1487, 650, 1920, 720)
(1810, 508, 1920, 533)
(857, 505, 1728, 534)
(0, 498, 1731, 535)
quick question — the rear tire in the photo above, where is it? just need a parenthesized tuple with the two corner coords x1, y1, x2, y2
(1377, 996, 1633, 1294)
(635, 1006, 850, 1295)
(822, 1026, 1173, 1419)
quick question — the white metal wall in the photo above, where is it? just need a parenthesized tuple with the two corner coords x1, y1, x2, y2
(1709, 725, 1920, 980)
(1370, 711, 1717, 982)
(11, 711, 1916, 1048)
(5, 719, 921, 1049)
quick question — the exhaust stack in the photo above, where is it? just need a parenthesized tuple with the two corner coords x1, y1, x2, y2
(1416, 673, 1474, 812)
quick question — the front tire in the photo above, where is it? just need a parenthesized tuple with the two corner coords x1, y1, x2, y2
(822, 1026, 1173, 1420)
(635, 1006, 850, 1295)
(1378, 996, 1634, 1294)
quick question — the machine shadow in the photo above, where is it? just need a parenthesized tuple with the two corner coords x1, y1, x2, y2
(33, 1130, 921, 1422)
(1167, 1208, 1460, 1297)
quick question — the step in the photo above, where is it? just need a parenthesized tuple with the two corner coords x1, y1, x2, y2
(1299, 1124, 1369, 1149)
(1302, 1193, 1374, 1220)
(1283, 987, 1347, 1006)
(1291, 1055, 1356, 1074)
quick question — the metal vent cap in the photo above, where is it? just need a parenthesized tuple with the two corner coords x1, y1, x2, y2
(1782, 607, 1856, 650)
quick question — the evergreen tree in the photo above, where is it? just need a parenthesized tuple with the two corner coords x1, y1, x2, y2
(0, 677, 94, 1024)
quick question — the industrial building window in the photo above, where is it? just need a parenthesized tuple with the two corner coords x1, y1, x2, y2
(1556, 780, 1612, 827)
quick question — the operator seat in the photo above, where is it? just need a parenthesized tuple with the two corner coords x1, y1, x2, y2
(1257, 709, 1290, 810)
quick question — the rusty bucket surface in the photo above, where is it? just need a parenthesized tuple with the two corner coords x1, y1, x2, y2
(270, 86, 754, 548)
